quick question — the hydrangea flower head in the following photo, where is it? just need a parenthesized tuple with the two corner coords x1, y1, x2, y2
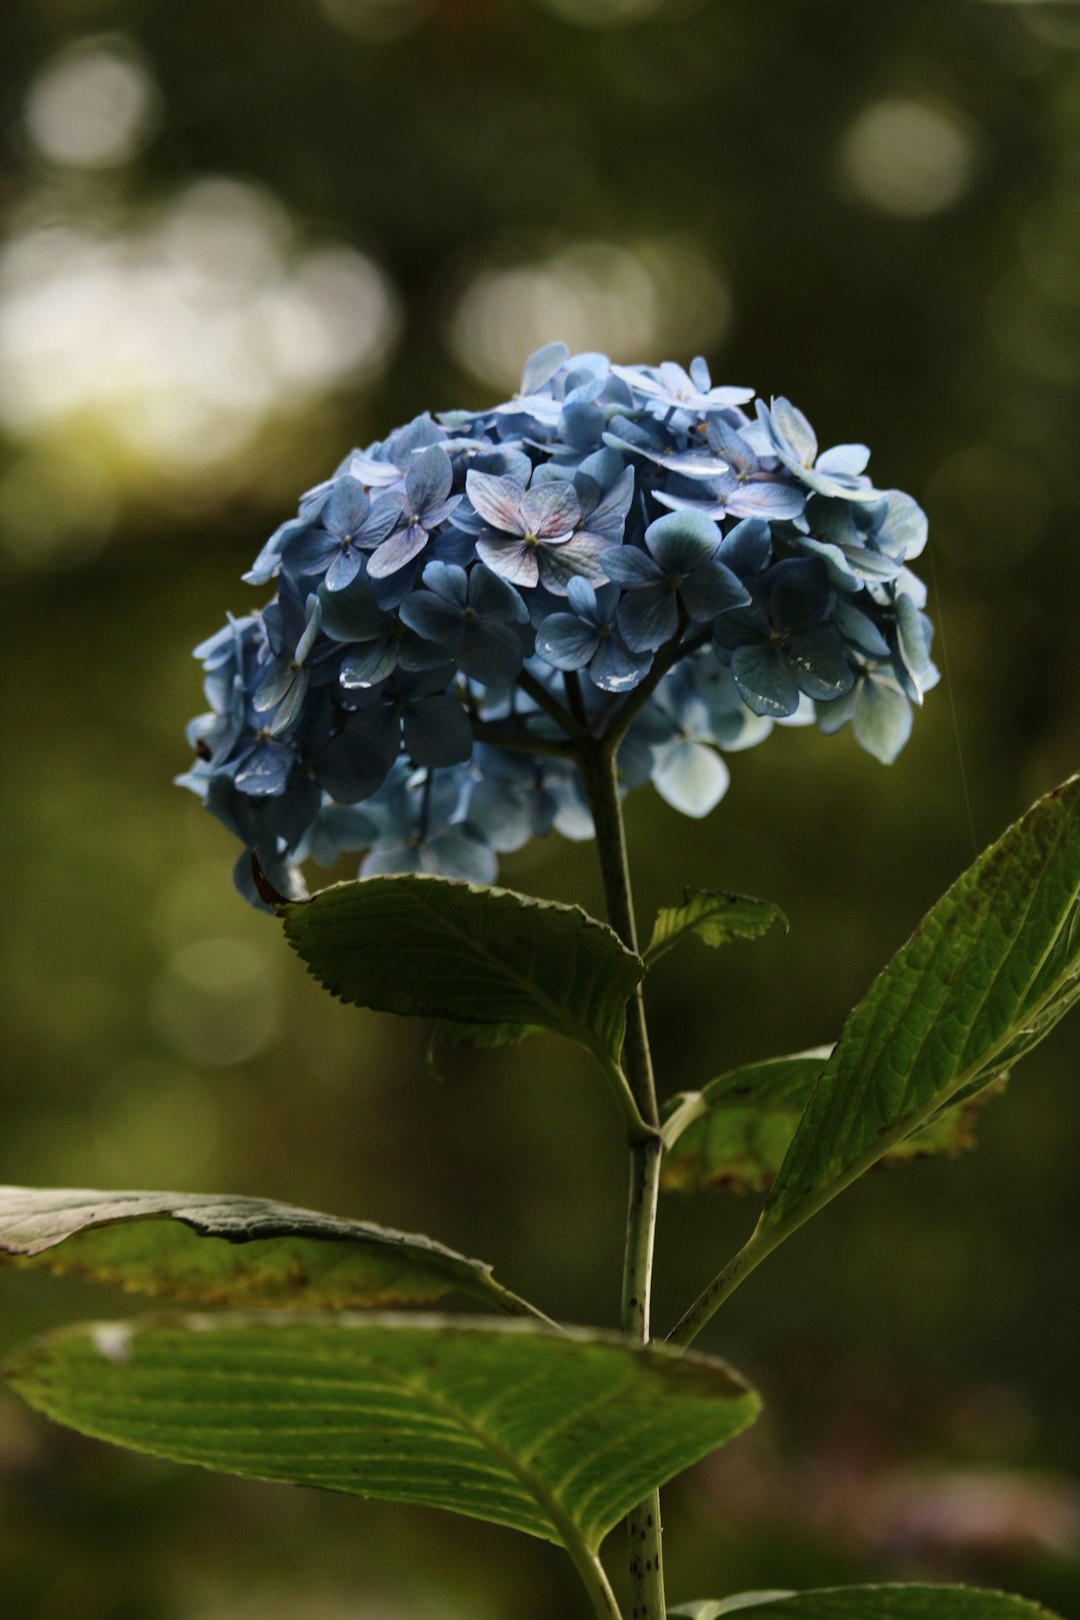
(181, 346, 934, 902)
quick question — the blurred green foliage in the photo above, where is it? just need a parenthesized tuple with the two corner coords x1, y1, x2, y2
(1, 1, 1078, 1616)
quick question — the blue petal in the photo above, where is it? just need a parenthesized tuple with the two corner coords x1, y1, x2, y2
(458, 621, 524, 686)
(589, 634, 652, 693)
(872, 490, 928, 561)
(582, 463, 635, 543)
(234, 738, 296, 797)
(356, 496, 402, 548)
(705, 419, 758, 478)
(566, 575, 598, 620)
(322, 476, 371, 538)
(398, 592, 464, 646)
(420, 561, 469, 608)
(679, 559, 751, 621)
(340, 638, 400, 688)
(833, 597, 891, 657)
(783, 625, 854, 702)
(617, 583, 679, 652)
(895, 591, 931, 678)
(402, 695, 473, 766)
(645, 510, 724, 571)
(424, 826, 498, 884)
(468, 564, 529, 623)
(317, 709, 400, 802)
(731, 643, 800, 717)
(405, 444, 454, 513)
(268, 668, 310, 735)
(600, 548, 660, 586)
(283, 527, 339, 577)
(718, 517, 772, 578)
(535, 614, 599, 670)
(319, 579, 388, 643)
(324, 547, 364, 592)
(816, 443, 870, 477)
(768, 558, 831, 632)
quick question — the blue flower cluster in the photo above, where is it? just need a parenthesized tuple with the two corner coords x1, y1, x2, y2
(180, 344, 934, 902)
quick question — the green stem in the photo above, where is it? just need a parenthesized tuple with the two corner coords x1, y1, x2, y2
(578, 739, 667, 1620)
(519, 668, 588, 738)
(469, 721, 577, 759)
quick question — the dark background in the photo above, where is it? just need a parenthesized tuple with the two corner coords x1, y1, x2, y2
(1, 2, 1078, 1616)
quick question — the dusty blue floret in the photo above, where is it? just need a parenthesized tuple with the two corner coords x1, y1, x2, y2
(181, 346, 933, 902)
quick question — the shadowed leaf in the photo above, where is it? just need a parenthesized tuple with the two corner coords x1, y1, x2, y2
(0, 1188, 537, 1316)
(670, 1586, 1062, 1618)
(281, 875, 642, 1065)
(660, 1051, 1006, 1195)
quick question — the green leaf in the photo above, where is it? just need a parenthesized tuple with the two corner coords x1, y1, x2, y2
(660, 1051, 1006, 1196)
(670, 777, 1080, 1348)
(645, 890, 787, 967)
(281, 875, 643, 1066)
(761, 774, 1080, 1240)
(0, 1188, 538, 1318)
(669, 1586, 1062, 1618)
(6, 1313, 759, 1556)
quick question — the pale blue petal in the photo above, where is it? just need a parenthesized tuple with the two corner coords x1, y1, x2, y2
(768, 397, 818, 466)
(726, 481, 806, 521)
(367, 524, 431, 578)
(816, 443, 870, 477)
(520, 340, 569, 395)
(465, 470, 525, 534)
(652, 739, 729, 818)
(853, 675, 912, 763)
(520, 480, 581, 538)
(475, 535, 539, 589)
(537, 534, 612, 594)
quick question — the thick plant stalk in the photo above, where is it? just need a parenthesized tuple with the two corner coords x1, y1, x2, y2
(579, 739, 667, 1620)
